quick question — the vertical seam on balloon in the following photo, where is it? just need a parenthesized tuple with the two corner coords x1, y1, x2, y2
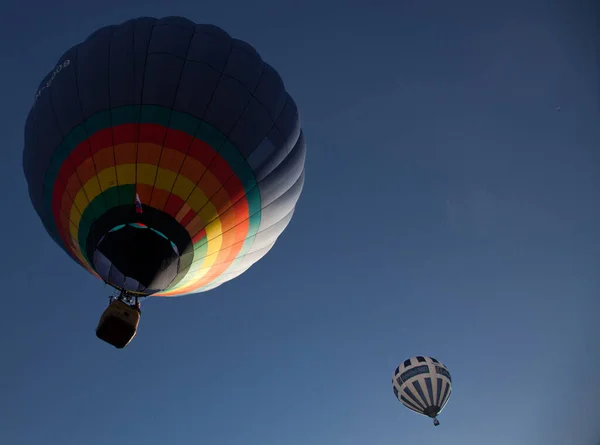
(134, 19, 158, 228)
(147, 26, 197, 208)
(107, 26, 120, 208)
(132, 19, 139, 213)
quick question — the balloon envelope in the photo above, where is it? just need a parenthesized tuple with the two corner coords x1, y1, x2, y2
(23, 17, 305, 296)
(392, 356, 452, 420)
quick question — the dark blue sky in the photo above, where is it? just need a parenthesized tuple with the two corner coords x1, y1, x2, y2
(1, 0, 599, 444)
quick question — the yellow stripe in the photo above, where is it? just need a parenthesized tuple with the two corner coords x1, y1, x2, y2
(165, 221, 223, 295)
(67, 221, 89, 268)
(187, 215, 222, 280)
(137, 164, 157, 185)
(71, 192, 86, 234)
(98, 167, 118, 191)
(172, 175, 196, 201)
(155, 167, 177, 190)
(187, 187, 209, 212)
(203, 218, 222, 256)
(116, 164, 136, 184)
(82, 178, 102, 203)
(68, 221, 79, 246)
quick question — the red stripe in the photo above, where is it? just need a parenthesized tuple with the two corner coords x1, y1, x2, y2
(163, 194, 185, 218)
(89, 128, 113, 154)
(138, 124, 167, 145)
(164, 128, 194, 154)
(191, 229, 207, 244)
(210, 156, 233, 185)
(180, 209, 196, 227)
(187, 138, 216, 166)
(112, 124, 139, 145)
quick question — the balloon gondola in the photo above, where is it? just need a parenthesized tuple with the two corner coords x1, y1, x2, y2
(23, 17, 306, 348)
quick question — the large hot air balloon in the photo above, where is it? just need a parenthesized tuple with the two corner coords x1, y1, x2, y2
(392, 356, 452, 426)
(23, 17, 305, 348)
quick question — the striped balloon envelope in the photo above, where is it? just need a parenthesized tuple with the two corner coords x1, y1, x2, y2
(392, 356, 452, 426)
(23, 16, 305, 297)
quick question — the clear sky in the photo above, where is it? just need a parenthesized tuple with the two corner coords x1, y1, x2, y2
(1, 0, 598, 444)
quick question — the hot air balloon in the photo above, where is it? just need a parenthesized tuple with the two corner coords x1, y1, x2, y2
(392, 356, 452, 426)
(22, 16, 305, 348)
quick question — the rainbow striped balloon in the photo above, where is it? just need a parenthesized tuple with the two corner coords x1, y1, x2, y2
(23, 17, 305, 297)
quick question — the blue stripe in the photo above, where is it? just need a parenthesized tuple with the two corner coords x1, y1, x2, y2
(403, 387, 425, 411)
(440, 382, 451, 408)
(425, 377, 435, 407)
(436, 378, 443, 406)
(412, 381, 430, 409)
(400, 395, 424, 414)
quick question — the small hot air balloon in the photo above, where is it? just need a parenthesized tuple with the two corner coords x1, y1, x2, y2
(22, 17, 305, 348)
(392, 356, 452, 426)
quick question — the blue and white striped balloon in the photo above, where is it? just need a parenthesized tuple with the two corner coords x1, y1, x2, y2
(392, 356, 452, 426)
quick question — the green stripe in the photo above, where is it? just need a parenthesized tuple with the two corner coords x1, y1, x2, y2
(77, 184, 136, 265)
(164, 238, 209, 292)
